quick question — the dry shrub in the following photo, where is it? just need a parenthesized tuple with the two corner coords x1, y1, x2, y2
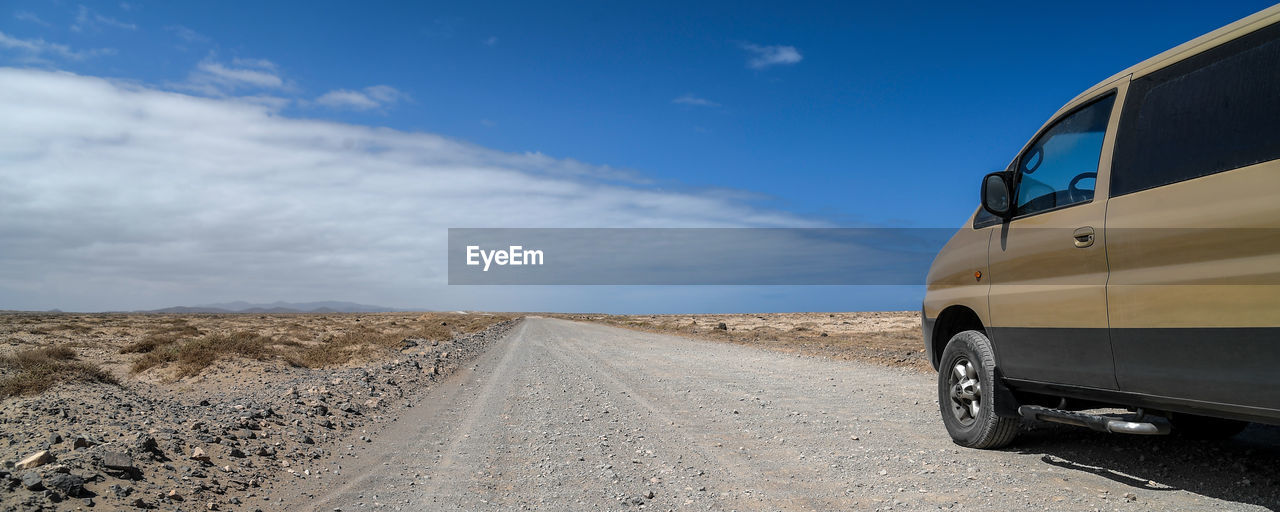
(121, 333, 181, 354)
(131, 331, 283, 378)
(292, 313, 511, 369)
(121, 324, 204, 354)
(294, 328, 402, 368)
(53, 323, 93, 334)
(0, 346, 118, 397)
(120, 313, 513, 377)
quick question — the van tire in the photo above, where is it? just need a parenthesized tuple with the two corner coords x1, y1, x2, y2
(938, 330, 1020, 449)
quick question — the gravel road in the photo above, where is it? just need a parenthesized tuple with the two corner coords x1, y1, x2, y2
(284, 318, 1280, 511)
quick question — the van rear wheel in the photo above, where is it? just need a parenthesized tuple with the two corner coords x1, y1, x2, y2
(938, 330, 1020, 449)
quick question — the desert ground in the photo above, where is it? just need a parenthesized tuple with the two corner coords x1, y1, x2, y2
(555, 311, 926, 370)
(0, 311, 516, 511)
(2, 312, 1278, 511)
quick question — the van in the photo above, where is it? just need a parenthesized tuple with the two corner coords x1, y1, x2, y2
(922, 6, 1280, 448)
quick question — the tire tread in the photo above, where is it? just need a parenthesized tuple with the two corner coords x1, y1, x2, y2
(938, 330, 1020, 449)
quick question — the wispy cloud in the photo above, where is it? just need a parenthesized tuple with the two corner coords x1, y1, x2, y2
(315, 85, 409, 111)
(0, 31, 115, 61)
(483, 36, 499, 47)
(0, 67, 813, 311)
(14, 11, 51, 27)
(71, 5, 137, 32)
(672, 93, 720, 108)
(741, 43, 802, 70)
(180, 56, 289, 95)
(166, 25, 210, 44)
(422, 17, 461, 39)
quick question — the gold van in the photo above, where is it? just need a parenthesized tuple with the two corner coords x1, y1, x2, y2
(922, 5, 1280, 448)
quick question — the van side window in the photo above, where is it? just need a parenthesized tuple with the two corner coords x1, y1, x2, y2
(1112, 22, 1280, 196)
(1013, 94, 1115, 217)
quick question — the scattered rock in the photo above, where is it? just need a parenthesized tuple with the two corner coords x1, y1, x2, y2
(102, 451, 134, 471)
(132, 434, 160, 456)
(0, 317, 519, 511)
(44, 473, 85, 497)
(20, 471, 43, 491)
(716, 322, 728, 330)
(16, 450, 52, 469)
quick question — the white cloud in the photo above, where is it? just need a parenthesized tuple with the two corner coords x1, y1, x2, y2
(0, 30, 115, 61)
(180, 56, 289, 95)
(483, 36, 498, 47)
(71, 5, 137, 32)
(316, 85, 409, 111)
(742, 43, 802, 69)
(672, 93, 720, 107)
(165, 25, 210, 44)
(14, 11, 51, 27)
(0, 67, 814, 311)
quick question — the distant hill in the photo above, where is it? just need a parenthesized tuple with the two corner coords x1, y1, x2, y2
(142, 301, 409, 314)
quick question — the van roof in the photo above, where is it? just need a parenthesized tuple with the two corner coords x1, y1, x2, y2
(1058, 4, 1280, 115)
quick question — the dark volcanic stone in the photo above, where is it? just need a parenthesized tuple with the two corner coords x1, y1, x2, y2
(21, 471, 42, 491)
(132, 434, 159, 454)
(45, 473, 85, 497)
(102, 451, 134, 471)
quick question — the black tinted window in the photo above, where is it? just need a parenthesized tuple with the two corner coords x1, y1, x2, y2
(1112, 22, 1280, 196)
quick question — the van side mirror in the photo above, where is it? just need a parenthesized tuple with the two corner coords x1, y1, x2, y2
(981, 172, 1013, 219)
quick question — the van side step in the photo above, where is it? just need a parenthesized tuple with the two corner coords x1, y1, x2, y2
(1018, 405, 1171, 435)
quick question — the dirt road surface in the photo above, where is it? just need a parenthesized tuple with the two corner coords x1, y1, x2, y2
(284, 318, 1280, 511)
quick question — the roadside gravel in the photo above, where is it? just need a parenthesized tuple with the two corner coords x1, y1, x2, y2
(0, 320, 517, 511)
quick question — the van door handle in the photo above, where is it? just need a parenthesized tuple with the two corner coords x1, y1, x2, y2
(1073, 226, 1095, 248)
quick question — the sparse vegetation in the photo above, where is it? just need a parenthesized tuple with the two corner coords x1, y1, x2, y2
(1, 312, 516, 385)
(52, 322, 93, 334)
(131, 331, 287, 377)
(293, 316, 503, 368)
(0, 345, 117, 397)
(293, 328, 400, 368)
(120, 323, 203, 354)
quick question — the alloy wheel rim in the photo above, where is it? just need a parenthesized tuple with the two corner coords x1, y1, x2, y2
(948, 357, 981, 425)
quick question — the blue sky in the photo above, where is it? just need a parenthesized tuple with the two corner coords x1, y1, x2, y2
(0, 1, 1272, 312)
